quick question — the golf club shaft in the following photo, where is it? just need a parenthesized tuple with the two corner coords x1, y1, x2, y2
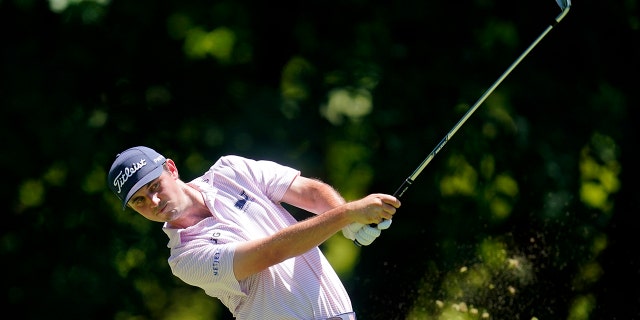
(394, 6, 570, 199)
(354, 4, 571, 247)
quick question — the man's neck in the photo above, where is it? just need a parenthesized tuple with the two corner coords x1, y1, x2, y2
(166, 183, 211, 229)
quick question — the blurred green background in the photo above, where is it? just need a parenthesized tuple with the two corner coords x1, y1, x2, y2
(2, 0, 638, 319)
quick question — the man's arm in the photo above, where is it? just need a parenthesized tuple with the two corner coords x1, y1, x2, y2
(280, 176, 346, 214)
(232, 176, 400, 280)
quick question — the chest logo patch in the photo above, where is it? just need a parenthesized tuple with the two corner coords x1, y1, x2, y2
(234, 190, 250, 210)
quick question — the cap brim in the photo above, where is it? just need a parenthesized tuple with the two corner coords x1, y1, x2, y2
(121, 165, 165, 210)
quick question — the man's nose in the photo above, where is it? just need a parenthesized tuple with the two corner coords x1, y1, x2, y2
(148, 192, 161, 206)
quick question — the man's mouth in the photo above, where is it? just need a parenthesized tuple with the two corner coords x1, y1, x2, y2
(157, 202, 168, 215)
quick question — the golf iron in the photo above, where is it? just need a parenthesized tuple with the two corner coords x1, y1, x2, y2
(355, 0, 572, 246)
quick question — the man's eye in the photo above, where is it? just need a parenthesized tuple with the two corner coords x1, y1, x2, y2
(150, 182, 159, 191)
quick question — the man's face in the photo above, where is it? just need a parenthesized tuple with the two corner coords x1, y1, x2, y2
(127, 170, 182, 223)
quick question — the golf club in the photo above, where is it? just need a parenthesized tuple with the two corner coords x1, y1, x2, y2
(355, 0, 572, 246)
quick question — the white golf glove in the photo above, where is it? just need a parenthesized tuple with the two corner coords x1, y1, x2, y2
(342, 219, 393, 246)
(377, 219, 392, 230)
(353, 225, 381, 246)
(342, 222, 365, 241)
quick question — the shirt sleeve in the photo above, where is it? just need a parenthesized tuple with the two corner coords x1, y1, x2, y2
(213, 155, 300, 202)
(168, 236, 246, 304)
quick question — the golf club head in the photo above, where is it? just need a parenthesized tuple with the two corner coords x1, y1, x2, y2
(556, 0, 572, 10)
(553, 0, 571, 23)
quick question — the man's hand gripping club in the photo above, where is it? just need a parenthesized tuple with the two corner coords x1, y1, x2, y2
(341, 194, 400, 246)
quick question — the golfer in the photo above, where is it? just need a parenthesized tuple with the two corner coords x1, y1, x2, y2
(108, 146, 400, 319)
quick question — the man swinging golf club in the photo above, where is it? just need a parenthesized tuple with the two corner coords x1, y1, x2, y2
(108, 146, 400, 319)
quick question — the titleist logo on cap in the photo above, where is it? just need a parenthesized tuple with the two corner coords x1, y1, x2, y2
(113, 158, 147, 194)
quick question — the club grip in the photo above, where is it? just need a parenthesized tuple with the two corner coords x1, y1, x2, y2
(353, 180, 411, 246)
(393, 179, 413, 199)
(369, 179, 411, 228)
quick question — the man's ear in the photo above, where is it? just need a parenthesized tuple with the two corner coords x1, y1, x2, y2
(165, 159, 179, 178)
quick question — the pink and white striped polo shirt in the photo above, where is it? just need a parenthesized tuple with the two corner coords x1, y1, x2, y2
(162, 155, 353, 319)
